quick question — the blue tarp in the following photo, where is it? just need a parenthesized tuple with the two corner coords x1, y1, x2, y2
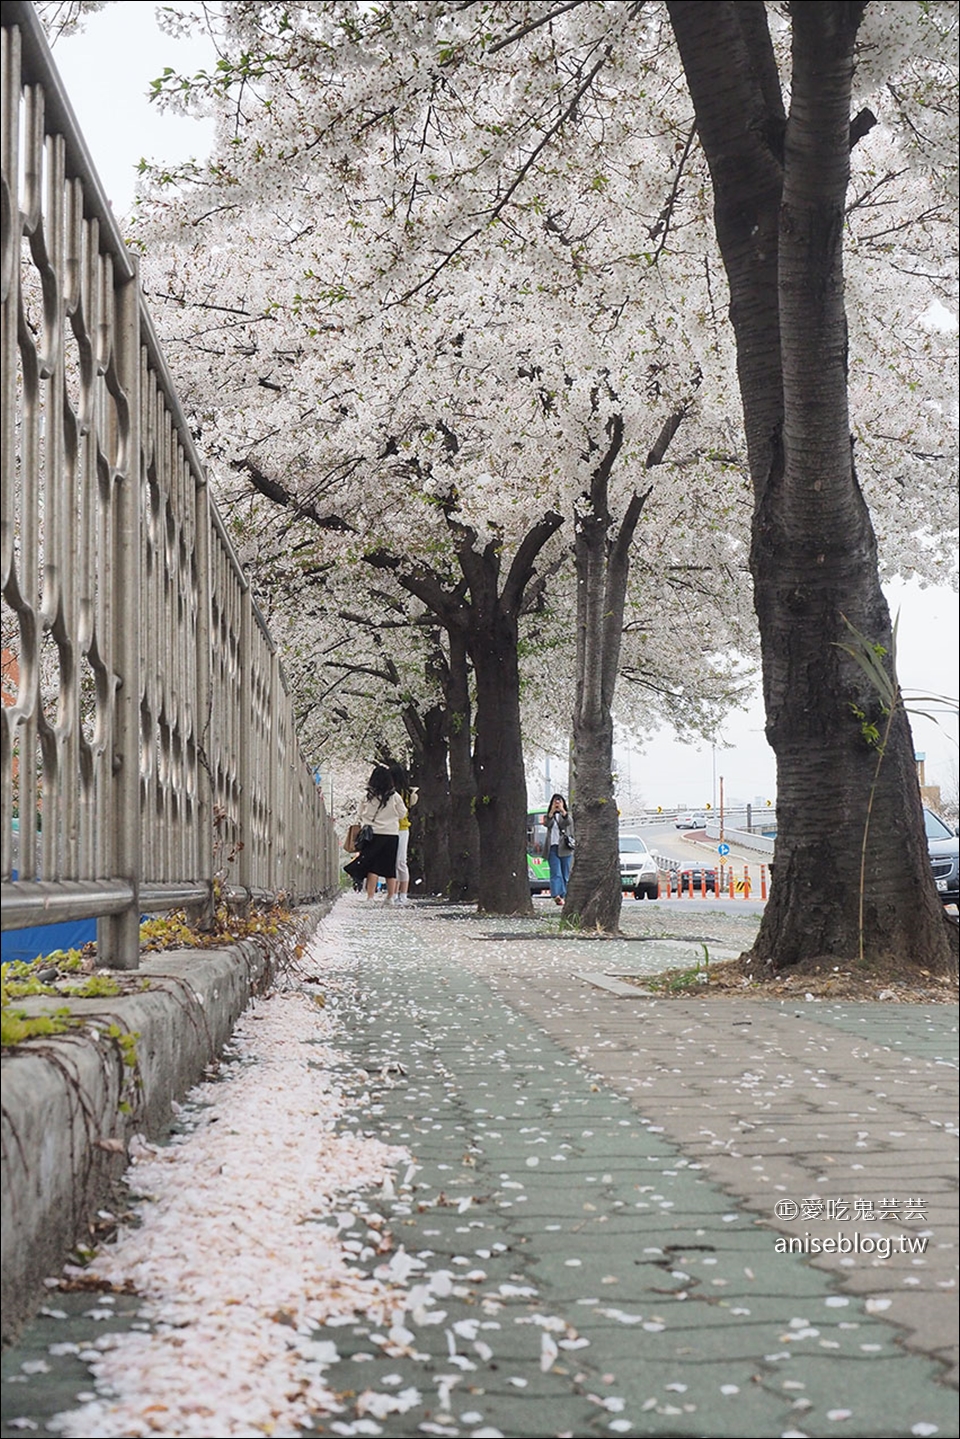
(3, 831, 98, 962)
(1, 918, 98, 966)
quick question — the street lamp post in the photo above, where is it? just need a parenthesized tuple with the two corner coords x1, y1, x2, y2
(718, 774, 726, 891)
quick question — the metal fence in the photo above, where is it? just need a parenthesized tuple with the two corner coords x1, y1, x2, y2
(621, 807, 778, 835)
(1, 3, 339, 968)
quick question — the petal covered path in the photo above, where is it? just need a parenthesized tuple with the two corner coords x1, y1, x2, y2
(2, 895, 957, 1438)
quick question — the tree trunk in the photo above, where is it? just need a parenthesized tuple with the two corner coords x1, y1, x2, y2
(407, 703, 452, 897)
(467, 600, 533, 916)
(454, 512, 562, 915)
(564, 410, 667, 934)
(565, 416, 630, 933)
(566, 609, 622, 933)
(443, 629, 479, 903)
(668, 0, 954, 972)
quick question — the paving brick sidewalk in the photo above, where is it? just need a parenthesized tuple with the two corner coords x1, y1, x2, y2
(446, 907, 959, 1377)
(2, 896, 957, 1439)
(316, 900, 959, 1437)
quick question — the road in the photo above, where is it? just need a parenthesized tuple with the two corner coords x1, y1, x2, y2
(628, 821, 771, 874)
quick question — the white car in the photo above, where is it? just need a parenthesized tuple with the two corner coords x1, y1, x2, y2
(619, 834, 659, 900)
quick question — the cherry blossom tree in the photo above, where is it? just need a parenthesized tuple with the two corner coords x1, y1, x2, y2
(666, 0, 956, 970)
(128, 2, 758, 924)
(45, 1, 956, 953)
(119, 96, 745, 919)
(133, 220, 576, 910)
(138, 0, 956, 965)
(222, 486, 474, 897)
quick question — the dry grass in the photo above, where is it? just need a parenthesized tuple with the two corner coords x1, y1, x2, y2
(633, 944, 958, 1002)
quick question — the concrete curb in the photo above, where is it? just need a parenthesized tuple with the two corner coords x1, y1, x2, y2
(1, 907, 324, 1342)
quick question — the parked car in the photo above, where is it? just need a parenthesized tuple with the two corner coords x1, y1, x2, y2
(672, 861, 718, 895)
(924, 808, 959, 908)
(619, 834, 659, 899)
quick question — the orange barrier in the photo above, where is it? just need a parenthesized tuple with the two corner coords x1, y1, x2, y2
(657, 865, 768, 900)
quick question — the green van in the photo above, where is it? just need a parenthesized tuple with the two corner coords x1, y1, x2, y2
(526, 810, 551, 894)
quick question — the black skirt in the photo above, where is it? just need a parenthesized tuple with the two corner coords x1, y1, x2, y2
(347, 832, 399, 880)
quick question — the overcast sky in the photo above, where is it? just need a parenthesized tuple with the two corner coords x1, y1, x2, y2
(49, 3, 959, 812)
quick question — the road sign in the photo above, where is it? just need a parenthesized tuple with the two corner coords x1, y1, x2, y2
(717, 842, 730, 856)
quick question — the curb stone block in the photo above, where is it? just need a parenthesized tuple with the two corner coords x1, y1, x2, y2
(1, 909, 322, 1342)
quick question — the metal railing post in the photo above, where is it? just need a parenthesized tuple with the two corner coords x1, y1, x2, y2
(237, 588, 253, 899)
(190, 479, 215, 929)
(97, 267, 141, 968)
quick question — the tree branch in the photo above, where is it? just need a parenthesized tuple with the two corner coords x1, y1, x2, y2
(734, 0, 786, 136)
(645, 402, 692, 468)
(502, 511, 565, 614)
(325, 658, 401, 686)
(402, 701, 428, 751)
(233, 457, 356, 532)
(849, 106, 877, 149)
(365, 548, 467, 631)
(589, 410, 625, 516)
(648, 122, 698, 260)
(520, 550, 570, 616)
(438, 504, 488, 599)
(396, 44, 618, 304)
(485, 0, 593, 54)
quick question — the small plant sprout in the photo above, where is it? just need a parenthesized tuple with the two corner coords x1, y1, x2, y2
(835, 612, 957, 963)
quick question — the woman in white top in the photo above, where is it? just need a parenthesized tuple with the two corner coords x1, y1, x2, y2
(356, 766, 408, 903)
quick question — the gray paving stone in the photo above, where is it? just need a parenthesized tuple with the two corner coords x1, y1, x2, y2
(2, 898, 956, 1439)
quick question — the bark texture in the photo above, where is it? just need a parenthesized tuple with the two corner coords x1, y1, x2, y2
(667, 0, 954, 970)
(563, 403, 683, 933)
(459, 517, 562, 915)
(563, 414, 647, 933)
(442, 629, 480, 904)
(404, 701, 451, 896)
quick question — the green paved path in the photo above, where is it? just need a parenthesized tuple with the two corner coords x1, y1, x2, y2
(2, 897, 957, 1438)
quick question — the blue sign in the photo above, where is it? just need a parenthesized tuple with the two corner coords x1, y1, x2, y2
(717, 842, 730, 856)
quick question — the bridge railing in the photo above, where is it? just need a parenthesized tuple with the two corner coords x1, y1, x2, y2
(1, 3, 338, 968)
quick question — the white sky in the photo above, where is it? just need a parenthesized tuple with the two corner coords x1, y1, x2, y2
(50, 3, 959, 812)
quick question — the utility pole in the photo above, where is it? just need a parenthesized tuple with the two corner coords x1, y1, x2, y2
(719, 775, 726, 892)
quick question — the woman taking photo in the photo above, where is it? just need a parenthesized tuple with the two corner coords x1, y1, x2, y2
(544, 793, 574, 906)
